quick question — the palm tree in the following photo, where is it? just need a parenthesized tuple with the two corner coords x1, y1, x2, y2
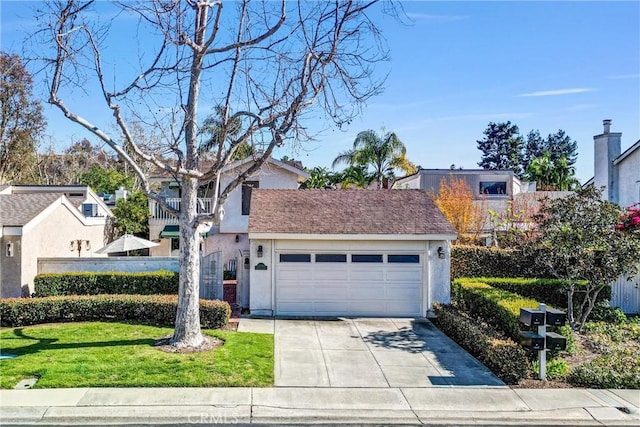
(198, 106, 253, 161)
(526, 153, 579, 191)
(526, 153, 556, 190)
(553, 156, 580, 191)
(338, 165, 374, 189)
(332, 129, 417, 189)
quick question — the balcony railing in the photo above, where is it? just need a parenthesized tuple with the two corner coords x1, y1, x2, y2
(149, 197, 213, 224)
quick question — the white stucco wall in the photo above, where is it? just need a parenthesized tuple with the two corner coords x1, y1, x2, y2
(248, 238, 452, 317)
(392, 175, 421, 189)
(594, 131, 622, 203)
(427, 240, 451, 309)
(616, 148, 640, 208)
(17, 203, 107, 296)
(249, 238, 274, 315)
(219, 164, 300, 234)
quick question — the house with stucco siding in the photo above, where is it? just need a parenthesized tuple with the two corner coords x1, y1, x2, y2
(586, 119, 640, 314)
(0, 185, 111, 297)
(587, 119, 640, 208)
(147, 157, 308, 306)
(248, 189, 456, 317)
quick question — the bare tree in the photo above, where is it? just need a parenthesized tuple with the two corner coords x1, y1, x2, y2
(36, 0, 389, 348)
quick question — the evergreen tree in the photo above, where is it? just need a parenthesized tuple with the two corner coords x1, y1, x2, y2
(476, 121, 524, 177)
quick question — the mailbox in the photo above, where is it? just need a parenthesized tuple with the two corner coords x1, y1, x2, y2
(520, 308, 545, 326)
(545, 308, 567, 326)
(545, 332, 567, 351)
(519, 331, 545, 351)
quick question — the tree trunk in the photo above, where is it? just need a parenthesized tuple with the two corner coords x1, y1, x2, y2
(171, 176, 204, 348)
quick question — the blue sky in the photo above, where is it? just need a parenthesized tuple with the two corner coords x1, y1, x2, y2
(1, 1, 639, 183)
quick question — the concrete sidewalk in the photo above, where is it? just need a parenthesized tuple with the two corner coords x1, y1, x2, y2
(1, 387, 638, 425)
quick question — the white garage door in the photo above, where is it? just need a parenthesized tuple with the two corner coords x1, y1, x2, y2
(275, 251, 424, 316)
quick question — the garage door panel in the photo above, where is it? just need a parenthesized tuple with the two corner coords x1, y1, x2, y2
(275, 249, 424, 317)
(349, 269, 385, 281)
(278, 268, 310, 281)
(313, 268, 349, 280)
(385, 301, 422, 315)
(279, 283, 348, 300)
(386, 269, 422, 281)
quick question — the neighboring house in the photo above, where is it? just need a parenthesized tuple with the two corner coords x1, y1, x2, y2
(586, 119, 640, 208)
(248, 189, 456, 317)
(0, 185, 112, 298)
(393, 169, 538, 238)
(147, 157, 309, 305)
(586, 119, 640, 314)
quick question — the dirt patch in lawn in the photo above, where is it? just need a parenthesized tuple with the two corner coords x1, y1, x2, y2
(154, 335, 223, 353)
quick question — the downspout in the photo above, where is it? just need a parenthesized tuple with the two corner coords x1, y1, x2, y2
(271, 239, 276, 316)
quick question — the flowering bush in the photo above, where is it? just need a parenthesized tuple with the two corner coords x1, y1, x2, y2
(617, 203, 640, 232)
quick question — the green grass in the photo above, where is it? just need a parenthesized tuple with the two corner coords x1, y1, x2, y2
(0, 322, 273, 388)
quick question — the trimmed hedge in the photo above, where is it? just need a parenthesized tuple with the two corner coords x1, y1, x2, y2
(453, 278, 544, 341)
(432, 304, 530, 384)
(33, 271, 179, 296)
(0, 295, 230, 329)
(451, 245, 540, 279)
(465, 277, 610, 311)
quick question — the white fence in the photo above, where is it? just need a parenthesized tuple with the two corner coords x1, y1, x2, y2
(38, 257, 179, 274)
(610, 270, 640, 314)
(149, 198, 213, 224)
(200, 251, 223, 300)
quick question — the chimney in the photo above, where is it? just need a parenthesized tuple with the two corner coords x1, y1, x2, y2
(593, 119, 621, 203)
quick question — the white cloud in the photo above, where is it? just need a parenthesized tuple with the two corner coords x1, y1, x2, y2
(406, 13, 468, 22)
(517, 88, 594, 97)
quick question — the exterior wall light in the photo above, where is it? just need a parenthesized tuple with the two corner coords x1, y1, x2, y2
(437, 246, 445, 259)
(257, 245, 264, 257)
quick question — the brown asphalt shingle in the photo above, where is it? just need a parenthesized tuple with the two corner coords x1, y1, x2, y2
(249, 189, 456, 236)
(0, 193, 63, 226)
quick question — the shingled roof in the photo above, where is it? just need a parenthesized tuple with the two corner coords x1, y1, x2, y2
(249, 189, 456, 236)
(0, 193, 63, 226)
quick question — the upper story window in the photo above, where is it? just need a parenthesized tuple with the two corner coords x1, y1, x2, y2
(242, 181, 259, 215)
(480, 181, 507, 195)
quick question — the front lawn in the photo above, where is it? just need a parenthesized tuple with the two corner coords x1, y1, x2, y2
(0, 322, 273, 388)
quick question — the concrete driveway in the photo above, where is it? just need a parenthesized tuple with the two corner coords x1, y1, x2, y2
(238, 317, 504, 388)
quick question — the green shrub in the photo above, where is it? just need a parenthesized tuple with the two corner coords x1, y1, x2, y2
(0, 295, 230, 329)
(451, 246, 540, 279)
(569, 350, 640, 389)
(453, 278, 543, 340)
(588, 303, 627, 325)
(33, 271, 179, 296)
(432, 304, 530, 384)
(476, 277, 611, 315)
(533, 358, 570, 381)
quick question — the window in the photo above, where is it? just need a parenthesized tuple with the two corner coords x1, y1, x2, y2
(316, 254, 347, 263)
(351, 254, 383, 263)
(280, 253, 311, 262)
(171, 238, 180, 251)
(388, 254, 420, 263)
(480, 181, 507, 195)
(242, 181, 259, 215)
